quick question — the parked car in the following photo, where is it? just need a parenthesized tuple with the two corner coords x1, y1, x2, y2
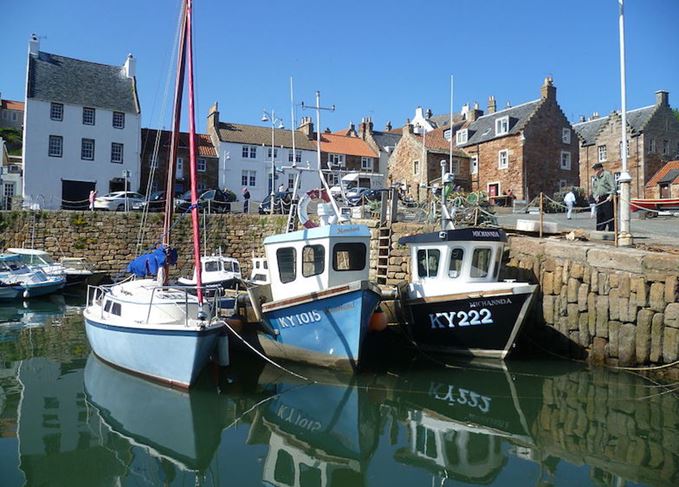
(133, 190, 173, 212)
(93, 191, 145, 211)
(346, 188, 388, 207)
(175, 189, 235, 213)
(258, 191, 292, 214)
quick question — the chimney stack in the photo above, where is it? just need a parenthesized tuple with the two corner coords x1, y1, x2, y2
(540, 76, 556, 100)
(578, 115, 585, 123)
(656, 90, 669, 107)
(298, 116, 314, 139)
(385, 121, 392, 131)
(403, 122, 413, 136)
(29, 34, 40, 57)
(426, 108, 433, 119)
(469, 102, 483, 122)
(123, 53, 135, 78)
(487, 96, 496, 114)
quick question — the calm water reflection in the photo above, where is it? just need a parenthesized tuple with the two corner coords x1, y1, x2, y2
(0, 296, 677, 487)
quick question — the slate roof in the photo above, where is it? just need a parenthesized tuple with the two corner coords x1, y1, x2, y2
(215, 122, 316, 151)
(317, 133, 378, 158)
(458, 100, 542, 147)
(429, 113, 465, 128)
(27, 51, 139, 113)
(372, 131, 402, 151)
(572, 105, 656, 146)
(141, 128, 217, 158)
(645, 160, 679, 188)
(415, 127, 468, 157)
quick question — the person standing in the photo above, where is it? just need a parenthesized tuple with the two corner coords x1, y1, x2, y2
(88, 189, 97, 211)
(242, 187, 251, 214)
(564, 188, 576, 220)
(591, 162, 615, 231)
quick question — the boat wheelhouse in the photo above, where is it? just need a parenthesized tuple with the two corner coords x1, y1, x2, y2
(248, 257, 270, 285)
(178, 254, 241, 291)
(250, 224, 381, 369)
(398, 227, 537, 359)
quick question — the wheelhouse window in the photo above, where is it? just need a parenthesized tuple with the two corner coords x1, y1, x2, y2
(205, 260, 221, 272)
(333, 243, 366, 271)
(111, 302, 122, 316)
(50, 102, 63, 121)
(48, 135, 63, 157)
(113, 111, 125, 129)
(81, 138, 95, 160)
(277, 247, 296, 283)
(470, 248, 492, 278)
(448, 248, 464, 278)
(417, 249, 440, 278)
(82, 107, 96, 125)
(302, 245, 325, 277)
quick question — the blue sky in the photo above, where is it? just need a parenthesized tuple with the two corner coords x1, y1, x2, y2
(3, 0, 678, 132)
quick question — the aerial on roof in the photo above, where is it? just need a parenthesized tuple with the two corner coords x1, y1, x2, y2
(317, 133, 378, 158)
(1, 100, 24, 111)
(457, 100, 543, 147)
(573, 105, 656, 146)
(27, 51, 139, 114)
(215, 122, 316, 151)
(141, 128, 217, 158)
(645, 160, 679, 188)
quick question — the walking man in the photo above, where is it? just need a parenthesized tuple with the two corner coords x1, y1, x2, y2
(564, 188, 576, 220)
(591, 162, 615, 231)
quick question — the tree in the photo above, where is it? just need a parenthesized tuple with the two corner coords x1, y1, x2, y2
(673, 108, 679, 123)
(0, 128, 23, 156)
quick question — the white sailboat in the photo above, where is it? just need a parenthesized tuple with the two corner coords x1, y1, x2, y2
(82, 0, 225, 389)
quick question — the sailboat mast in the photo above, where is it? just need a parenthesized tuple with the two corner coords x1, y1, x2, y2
(185, 0, 204, 304)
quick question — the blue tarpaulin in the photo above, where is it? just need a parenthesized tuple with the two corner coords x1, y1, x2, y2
(127, 248, 170, 277)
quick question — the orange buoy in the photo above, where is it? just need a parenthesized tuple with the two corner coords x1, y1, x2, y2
(369, 309, 388, 332)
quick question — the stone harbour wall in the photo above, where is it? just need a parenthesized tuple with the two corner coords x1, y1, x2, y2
(1, 211, 677, 368)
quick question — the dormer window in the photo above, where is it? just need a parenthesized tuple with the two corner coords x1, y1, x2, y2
(456, 129, 468, 145)
(443, 129, 452, 141)
(495, 116, 509, 136)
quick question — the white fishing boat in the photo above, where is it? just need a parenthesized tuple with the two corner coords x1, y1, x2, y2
(397, 163, 537, 359)
(82, 0, 226, 389)
(178, 253, 241, 291)
(248, 256, 270, 285)
(0, 253, 65, 299)
(6, 248, 103, 287)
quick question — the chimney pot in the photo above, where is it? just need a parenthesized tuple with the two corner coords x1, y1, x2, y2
(540, 76, 556, 100)
(123, 53, 135, 78)
(487, 95, 496, 114)
(29, 34, 40, 56)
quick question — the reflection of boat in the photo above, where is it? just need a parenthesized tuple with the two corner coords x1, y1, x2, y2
(83, 353, 224, 473)
(0, 294, 66, 327)
(249, 366, 380, 487)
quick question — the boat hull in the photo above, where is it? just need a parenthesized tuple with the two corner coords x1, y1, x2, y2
(258, 282, 381, 369)
(22, 278, 66, 298)
(403, 285, 537, 359)
(0, 284, 22, 301)
(84, 316, 222, 388)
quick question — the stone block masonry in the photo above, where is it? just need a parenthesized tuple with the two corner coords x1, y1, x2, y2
(1, 212, 677, 369)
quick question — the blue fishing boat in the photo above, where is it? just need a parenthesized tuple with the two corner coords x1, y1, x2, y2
(0, 254, 65, 299)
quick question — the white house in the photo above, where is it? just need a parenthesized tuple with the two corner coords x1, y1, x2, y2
(207, 103, 319, 204)
(22, 35, 141, 209)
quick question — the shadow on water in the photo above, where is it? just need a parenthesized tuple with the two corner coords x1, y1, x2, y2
(0, 298, 677, 486)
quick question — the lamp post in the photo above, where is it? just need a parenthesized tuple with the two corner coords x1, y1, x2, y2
(617, 0, 633, 246)
(261, 110, 284, 215)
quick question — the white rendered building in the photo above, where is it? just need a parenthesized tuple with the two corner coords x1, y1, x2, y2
(22, 35, 141, 209)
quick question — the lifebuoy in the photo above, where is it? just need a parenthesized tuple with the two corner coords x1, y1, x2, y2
(297, 188, 331, 228)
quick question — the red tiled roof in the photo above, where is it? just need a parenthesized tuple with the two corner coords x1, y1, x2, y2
(646, 160, 679, 187)
(141, 128, 217, 158)
(317, 133, 377, 157)
(1, 100, 24, 111)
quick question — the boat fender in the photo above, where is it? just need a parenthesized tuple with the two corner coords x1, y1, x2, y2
(369, 306, 388, 332)
(23, 289, 30, 299)
(297, 188, 331, 229)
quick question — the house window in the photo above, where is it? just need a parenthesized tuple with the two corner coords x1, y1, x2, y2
(241, 170, 256, 186)
(456, 129, 468, 145)
(559, 179, 568, 189)
(288, 150, 302, 163)
(302, 245, 325, 278)
(498, 149, 509, 169)
(113, 111, 125, 129)
(82, 107, 95, 125)
(81, 138, 95, 160)
(444, 129, 452, 141)
(242, 145, 257, 159)
(562, 128, 571, 144)
(197, 158, 206, 172)
(598, 145, 607, 162)
(413, 160, 420, 175)
(50, 103, 63, 121)
(287, 173, 295, 189)
(111, 143, 124, 163)
(648, 138, 656, 153)
(560, 151, 571, 170)
(333, 243, 366, 271)
(48, 135, 63, 157)
(361, 157, 373, 170)
(495, 116, 509, 136)
(328, 153, 345, 167)
(663, 140, 669, 155)
(276, 247, 296, 284)
(470, 155, 478, 175)
(267, 147, 279, 159)
(176, 157, 183, 174)
(618, 140, 630, 157)
(326, 173, 338, 186)
(417, 249, 440, 278)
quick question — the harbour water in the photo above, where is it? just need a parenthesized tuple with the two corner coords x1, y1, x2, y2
(0, 294, 677, 487)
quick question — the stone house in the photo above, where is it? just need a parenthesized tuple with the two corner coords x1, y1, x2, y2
(0, 97, 24, 129)
(207, 104, 318, 202)
(457, 77, 580, 201)
(139, 128, 219, 196)
(387, 122, 470, 200)
(573, 91, 679, 199)
(22, 35, 141, 209)
(644, 160, 679, 199)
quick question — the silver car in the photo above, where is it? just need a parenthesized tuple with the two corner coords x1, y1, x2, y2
(93, 191, 145, 211)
